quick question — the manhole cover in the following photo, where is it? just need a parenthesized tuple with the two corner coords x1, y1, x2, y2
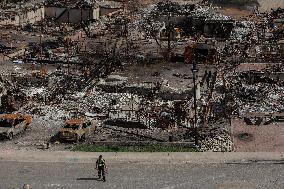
(237, 132, 253, 141)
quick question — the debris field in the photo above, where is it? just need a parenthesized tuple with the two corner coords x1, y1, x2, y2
(0, 0, 283, 152)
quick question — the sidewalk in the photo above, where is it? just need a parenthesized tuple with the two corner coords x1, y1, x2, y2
(0, 150, 284, 164)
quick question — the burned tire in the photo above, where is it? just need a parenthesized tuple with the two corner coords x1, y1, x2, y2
(75, 135, 80, 143)
(80, 134, 86, 142)
(50, 133, 60, 143)
(8, 132, 13, 140)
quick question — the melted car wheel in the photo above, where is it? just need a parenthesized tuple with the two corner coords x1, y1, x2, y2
(8, 132, 13, 140)
(76, 135, 80, 143)
(81, 134, 86, 142)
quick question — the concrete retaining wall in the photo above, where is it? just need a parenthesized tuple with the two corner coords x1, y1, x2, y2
(44, 6, 99, 24)
(0, 7, 44, 26)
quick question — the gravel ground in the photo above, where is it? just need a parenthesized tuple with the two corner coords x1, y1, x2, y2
(231, 118, 284, 152)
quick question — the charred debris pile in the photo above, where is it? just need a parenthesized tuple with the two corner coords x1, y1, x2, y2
(0, 0, 283, 152)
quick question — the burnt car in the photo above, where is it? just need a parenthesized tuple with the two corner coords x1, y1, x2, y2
(58, 118, 96, 142)
(0, 114, 32, 140)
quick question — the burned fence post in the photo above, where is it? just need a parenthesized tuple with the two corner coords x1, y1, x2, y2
(192, 61, 199, 146)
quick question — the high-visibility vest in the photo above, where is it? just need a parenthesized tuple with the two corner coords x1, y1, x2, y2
(97, 159, 105, 167)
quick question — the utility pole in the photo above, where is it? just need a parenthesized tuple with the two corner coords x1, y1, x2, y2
(192, 61, 199, 146)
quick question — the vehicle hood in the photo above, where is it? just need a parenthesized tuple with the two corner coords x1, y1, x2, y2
(0, 127, 10, 133)
(60, 128, 78, 133)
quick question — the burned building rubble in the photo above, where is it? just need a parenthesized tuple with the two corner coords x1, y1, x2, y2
(138, 2, 235, 40)
(0, 0, 283, 152)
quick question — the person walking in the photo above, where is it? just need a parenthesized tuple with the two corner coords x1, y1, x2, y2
(96, 155, 106, 182)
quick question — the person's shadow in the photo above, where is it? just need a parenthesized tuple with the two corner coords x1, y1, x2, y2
(77, 177, 103, 181)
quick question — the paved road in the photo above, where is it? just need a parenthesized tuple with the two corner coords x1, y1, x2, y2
(1, 161, 283, 189)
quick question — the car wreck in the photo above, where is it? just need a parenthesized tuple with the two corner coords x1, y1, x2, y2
(0, 114, 32, 140)
(58, 118, 96, 142)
